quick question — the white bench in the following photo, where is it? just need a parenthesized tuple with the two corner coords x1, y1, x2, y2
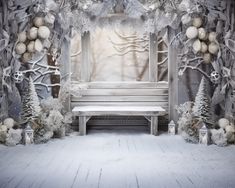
(72, 106, 166, 135)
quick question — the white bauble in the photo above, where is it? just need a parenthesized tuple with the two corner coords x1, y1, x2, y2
(210, 71, 221, 84)
(45, 13, 55, 25)
(203, 53, 212, 63)
(3, 118, 14, 129)
(0, 125, 7, 132)
(225, 125, 235, 133)
(208, 32, 217, 42)
(18, 32, 27, 42)
(38, 26, 50, 39)
(208, 42, 219, 55)
(225, 125, 235, 143)
(218, 118, 230, 129)
(186, 26, 198, 39)
(192, 39, 201, 53)
(15, 42, 26, 55)
(35, 39, 43, 52)
(198, 28, 207, 40)
(22, 52, 32, 62)
(33, 17, 44, 27)
(29, 27, 38, 40)
(181, 14, 191, 25)
(27, 41, 35, 53)
(192, 17, 203, 28)
(201, 42, 208, 53)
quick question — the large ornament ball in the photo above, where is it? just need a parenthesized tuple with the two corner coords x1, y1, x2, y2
(208, 32, 217, 42)
(18, 32, 27, 42)
(192, 39, 201, 53)
(13, 71, 24, 83)
(22, 52, 32, 62)
(201, 42, 208, 53)
(35, 39, 43, 52)
(27, 41, 35, 53)
(203, 53, 212, 64)
(192, 17, 203, 28)
(186, 26, 198, 39)
(181, 14, 191, 25)
(208, 42, 219, 55)
(210, 71, 221, 84)
(225, 125, 235, 133)
(3, 118, 14, 129)
(38, 26, 50, 39)
(33, 17, 44, 27)
(198, 28, 207, 40)
(29, 27, 38, 40)
(15, 42, 26, 55)
(218, 118, 230, 129)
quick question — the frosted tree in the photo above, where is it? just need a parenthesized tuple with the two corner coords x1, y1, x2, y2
(21, 77, 41, 123)
(192, 76, 211, 123)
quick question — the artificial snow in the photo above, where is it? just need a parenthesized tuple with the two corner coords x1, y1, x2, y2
(0, 130, 235, 188)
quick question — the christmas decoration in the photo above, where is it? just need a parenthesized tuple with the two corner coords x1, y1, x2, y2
(192, 77, 211, 123)
(168, 120, 176, 135)
(21, 77, 41, 123)
(199, 123, 209, 145)
(210, 71, 221, 84)
(24, 124, 34, 145)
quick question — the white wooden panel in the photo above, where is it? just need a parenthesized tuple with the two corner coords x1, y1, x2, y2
(149, 33, 158, 82)
(81, 31, 91, 82)
(71, 95, 168, 102)
(71, 81, 168, 89)
(71, 101, 168, 108)
(72, 106, 166, 116)
(77, 88, 168, 96)
(168, 28, 178, 122)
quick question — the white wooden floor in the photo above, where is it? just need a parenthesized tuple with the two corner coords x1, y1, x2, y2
(0, 130, 235, 188)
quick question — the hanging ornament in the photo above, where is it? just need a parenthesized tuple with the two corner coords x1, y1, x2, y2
(13, 71, 24, 83)
(210, 71, 221, 84)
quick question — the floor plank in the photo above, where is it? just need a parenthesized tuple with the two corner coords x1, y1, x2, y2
(0, 130, 235, 188)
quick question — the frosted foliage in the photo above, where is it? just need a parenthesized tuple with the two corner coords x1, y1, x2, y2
(44, 110, 63, 131)
(21, 77, 41, 122)
(176, 102, 199, 143)
(211, 128, 227, 147)
(192, 77, 211, 122)
(5, 129, 23, 146)
(41, 97, 63, 111)
(29, 77, 41, 118)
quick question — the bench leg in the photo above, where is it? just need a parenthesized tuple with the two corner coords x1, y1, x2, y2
(151, 116, 158, 136)
(79, 116, 86, 136)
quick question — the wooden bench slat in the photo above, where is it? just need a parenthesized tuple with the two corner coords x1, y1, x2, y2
(71, 95, 168, 102)
(71, 101, 168, 108)
(71, 81, 168, 89)
(77, 88, 168, 96)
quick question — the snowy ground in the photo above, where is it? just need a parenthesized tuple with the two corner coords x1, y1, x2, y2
(0, 129, 235, 188)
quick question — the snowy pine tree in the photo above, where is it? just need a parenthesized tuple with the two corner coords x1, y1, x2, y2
(192, 76, 211, 122)
(21, 77, 41, 123)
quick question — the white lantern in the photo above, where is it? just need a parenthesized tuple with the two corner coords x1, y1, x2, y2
(24, 124, 34, 145)
(199, 124, 209, 145)
(168, 120, 176, 135)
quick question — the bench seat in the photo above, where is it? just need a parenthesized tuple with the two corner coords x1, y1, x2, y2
(72, 106, 166, 135)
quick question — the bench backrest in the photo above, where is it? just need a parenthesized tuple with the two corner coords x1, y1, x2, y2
(71, 81, 169, 111)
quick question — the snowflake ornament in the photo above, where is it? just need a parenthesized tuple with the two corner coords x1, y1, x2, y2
(13, 71, 24, 83)
(210, 71, 221, 84)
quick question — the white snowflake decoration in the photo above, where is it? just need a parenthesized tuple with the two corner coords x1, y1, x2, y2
(13, 71, 24, 83)
(210, 71, 221, 84)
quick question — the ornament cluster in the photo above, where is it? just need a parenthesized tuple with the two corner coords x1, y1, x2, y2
(15, 16, 52, 63)
(183, 16, 220, 63)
